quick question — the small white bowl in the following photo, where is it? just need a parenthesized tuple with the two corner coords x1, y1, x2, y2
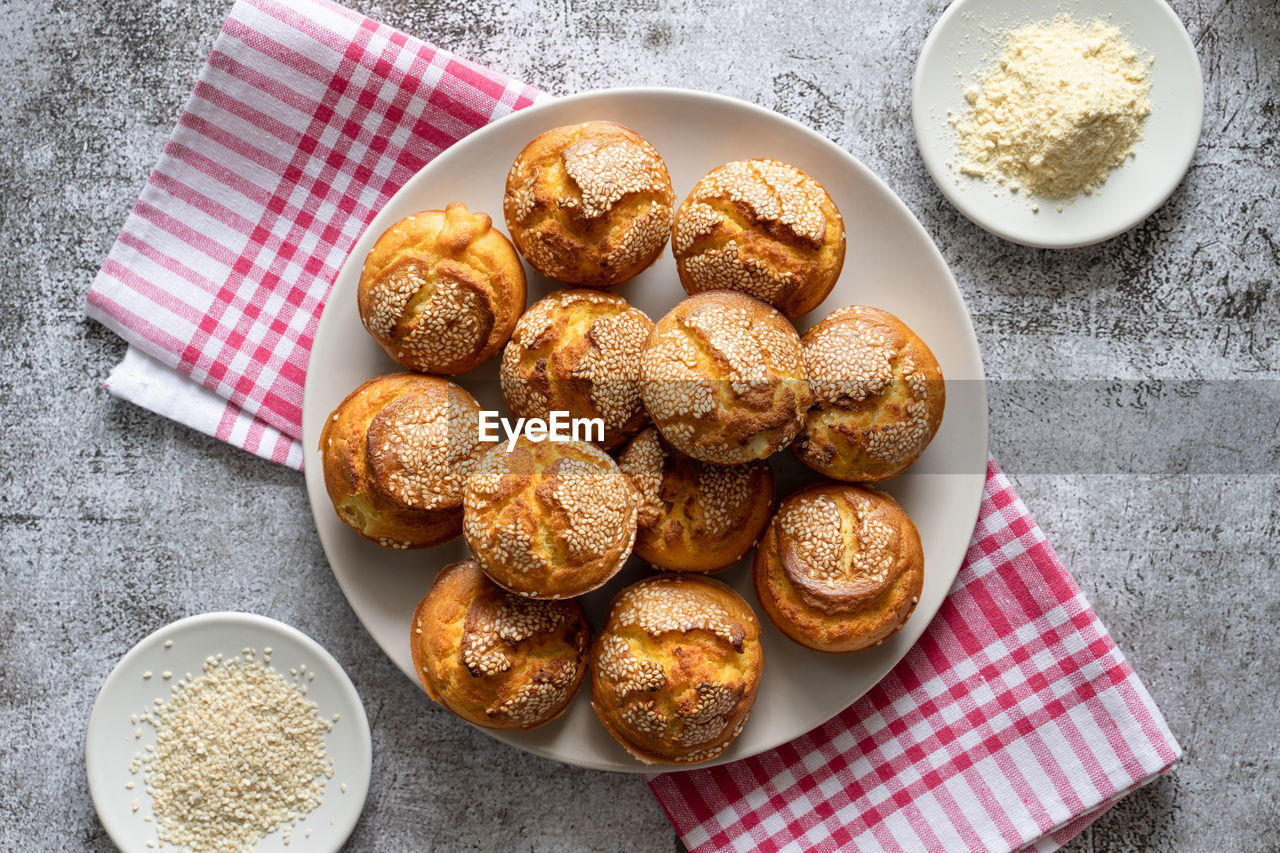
(86, 612, 372, 853)
(912, 0, 1203, 248)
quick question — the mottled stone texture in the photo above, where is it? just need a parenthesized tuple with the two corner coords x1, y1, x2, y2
(1, 0, 1276, 850)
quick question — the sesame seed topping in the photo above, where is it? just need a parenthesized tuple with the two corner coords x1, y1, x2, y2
(775, 487, 899, 590)
(641, 293, 809, 463)
(688, 159, 828, 243)
(562, 134, 670, 219)
(613, 580, 745, 648)
(682, 239, 794, 302)
(500, 289, 653, 443)
(596, 635, 666, 699)
(615, 428, 667, 528)
(461, 595, 571, 678)
(463, 439, 638, 597)
(672, 201, 722, 253)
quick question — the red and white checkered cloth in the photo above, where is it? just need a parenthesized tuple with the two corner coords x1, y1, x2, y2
(86, 0, 545, 468)
(648, 458, 1179, 852)
(84, 1, 1180, 850)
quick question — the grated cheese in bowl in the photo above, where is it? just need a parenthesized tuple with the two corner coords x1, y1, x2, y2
(952, 15, 1153, 203)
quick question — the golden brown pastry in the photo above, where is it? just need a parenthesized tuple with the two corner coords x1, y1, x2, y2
(411, 558, 590, 730)
(358, 202, 526, 374)
(462, 437, 639, 599)
(616, 428, 774, 572)
(590, 575, 763, 764)
(503, 121, 674, 287)
(319, 374, 487, 549)
(672, 159, 845, 318)
(793, 306, 945, 483)
(640, 290, 813, 464)
(500, 289, 653, 450)
(753, 482, 923, 653)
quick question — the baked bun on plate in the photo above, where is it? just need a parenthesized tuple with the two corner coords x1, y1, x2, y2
(672, 158, 845, 318)
(462, 437, 639, 599)
(793, 305, 944, 483)
(500, 288, 653, 450)
(753, 482, 923, 653)
(590, 574, 763, 764)
(616, 427, 774, 573)
(319, 373, 487, 549)
(358, 202, 526, 374)
(503, 120, 674, 287)
(411, 558, 589, 729)
(641, 290, 812, 464)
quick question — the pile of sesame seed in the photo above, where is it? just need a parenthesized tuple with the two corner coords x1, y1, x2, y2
(132, 648, 337, 851)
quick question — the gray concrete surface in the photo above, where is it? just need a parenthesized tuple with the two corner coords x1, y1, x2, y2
(1, 0, 1276, 850)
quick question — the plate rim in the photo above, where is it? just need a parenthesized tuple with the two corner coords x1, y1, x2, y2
(302, 85, 989, 772)
(911, 0, 1205, 249)
(85, 611, 373, 852)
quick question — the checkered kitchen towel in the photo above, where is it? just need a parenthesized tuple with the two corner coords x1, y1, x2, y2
(84, 1, 1180, 850)
(86, 0, 545, 468)
(648, 458, 1180, 852)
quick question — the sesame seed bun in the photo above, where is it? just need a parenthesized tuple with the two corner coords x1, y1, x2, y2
(616, 428, 775, 573)
(411, 558, 590, 730)
(358, 202, 526, 375)
(589, 574, 763, 765)
(319, 374, 488, 550)
(793, 305, 945, 483)
(753, 482, 924, 654)
(500, 289, 654, 450)
(672, 158, 845, 318)
(503, 121, 674, 287)
(462, 438, 639, 599)
(640, 290, 813, 464)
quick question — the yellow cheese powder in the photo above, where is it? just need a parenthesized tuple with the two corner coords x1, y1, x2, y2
(953, 16, 1152, 201)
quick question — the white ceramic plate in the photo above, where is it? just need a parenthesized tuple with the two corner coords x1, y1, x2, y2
(86, 612, 372, 852)
(913, 0, 1203, 248)
(302, 88, 989, 772)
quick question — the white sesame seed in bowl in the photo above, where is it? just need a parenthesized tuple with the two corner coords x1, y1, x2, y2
(302, 87, 990, 772)
(86, 612, 371, 853)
